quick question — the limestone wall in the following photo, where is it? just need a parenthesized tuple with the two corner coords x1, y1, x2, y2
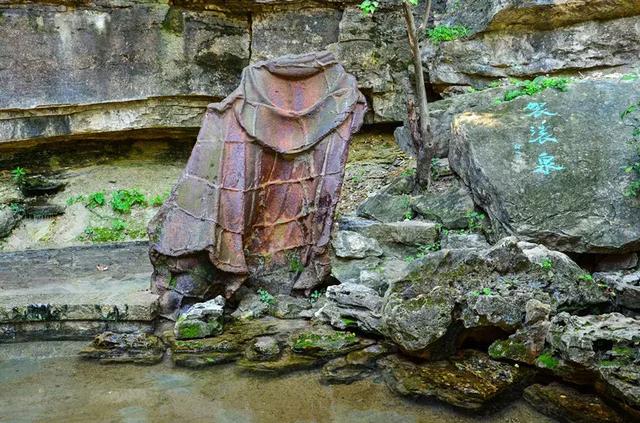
(0, 0, 412, 149)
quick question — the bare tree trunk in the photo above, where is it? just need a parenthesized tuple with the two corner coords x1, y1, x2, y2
(402, 1, 433, 190)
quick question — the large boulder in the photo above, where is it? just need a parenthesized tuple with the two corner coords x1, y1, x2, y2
(381, 237, 609, 357)
(425, 1, 640, 90)
(524, 383, 627, 423)
(544, 312, 640, 409)
(450, 80, 640, 253)
(380, 350, 533, 410)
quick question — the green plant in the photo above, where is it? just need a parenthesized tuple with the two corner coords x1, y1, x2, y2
(540, 258, 553, 271)
(257, 288, 275, 305)
(403, 209, 414, 221)
(537, 353, 559, 369)
(309, 290, 323, 304)
(151, 191, 170, 207)
(405, 242, 441, 262)
(622, 72, 639, 82)
(86, 191, 106, 208)
(427, 24, 470, 43)
(66, 195, 86, 206)
(400, 167, 416, 177)
(622, 100, 640, 197)
(340, 317, 357, 327)
(110, 189, 147, 214)
(9, 202, 24, 215)
(80, 218, 146, 243)
(358, 0, 378, 14)
(81, 222, 126, 243)
(466, 210, 486, 231)
(502, 76, 570, 102)
(577, 273, 594, 282)
(471, 287, 493, 297)
(288, 254, 304, 273)
(10, 167, 26, 185)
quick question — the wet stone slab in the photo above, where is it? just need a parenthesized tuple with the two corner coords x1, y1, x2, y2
(0, 242, 157, 341)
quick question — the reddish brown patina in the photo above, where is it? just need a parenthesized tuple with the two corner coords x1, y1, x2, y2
(148, 52, 366, 318)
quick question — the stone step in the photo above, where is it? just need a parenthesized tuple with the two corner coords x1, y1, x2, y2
(0, 242, 158, 342)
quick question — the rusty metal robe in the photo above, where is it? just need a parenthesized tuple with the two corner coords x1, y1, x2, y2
(148, 52, 367, 317)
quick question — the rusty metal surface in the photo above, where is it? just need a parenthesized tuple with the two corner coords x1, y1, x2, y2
(148, 52, 366, 316)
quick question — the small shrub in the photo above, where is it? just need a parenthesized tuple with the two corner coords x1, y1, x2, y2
(621, 100, 640, 197)
(288, 254, 304, 273)
(9, 202, 25, 215)
(537, 353, 559, 369)
(358, 0, 379, 15)
(466, 210, 486, 231)
(540, 258, 553, 271)
(66, 195, 86, 206)
(578, 273, 594, 282)
(257, 288, 275, 305)
(471, 287, 493, 297)
(401, 167, 416, 177)
(309, 290, 323, 304)
(10, 167, 26, 185)
(502, 76, 570, 102)
(80, 218, 146, 243)
(111, 189, 147, 214)
(86, 192, 106, 208)
(427, 24, 470, 43)
(150, 191, 170, 207)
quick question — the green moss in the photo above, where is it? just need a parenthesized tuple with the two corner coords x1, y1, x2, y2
(168, 275, 177, 289)
(288, 254, 304, 273)
(177, 322, 203, 340)
(340, 317, 358, 327)
(292, 331, 358, 353)
(537, 353, 559, 369)
(599, 359, 623, 368)
(488, 340, 527, 360)
(612, 346, 635, 358)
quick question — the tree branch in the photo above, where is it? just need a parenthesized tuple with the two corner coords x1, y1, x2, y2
(418, 0, 433, 34)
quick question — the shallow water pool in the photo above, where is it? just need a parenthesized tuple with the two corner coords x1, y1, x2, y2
(0, 342, 555, 423)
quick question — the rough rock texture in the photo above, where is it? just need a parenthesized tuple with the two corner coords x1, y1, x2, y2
(595, 271, 640, 312)
(0, 242, 158, 342)
(174, 296, 225, 340)
(425, 1, 640, 91)
(148, 52, 366, 318)
(524, 383, 626, 423)
(410, 179, 475, 229)
(320, 343, 391, 384)
(170, 317, 308, 368)
(0, 1, 410, 150)
(545, 312, 640, 409)
(450, 80, 640, 253)
(357, 174, 476, 230)
(332, 231, 383, 259)
(315, 283, 384, 334)
(0, 207, 21, 239)
(79, 331, 165, 364)
(381, 350, 533, 410)
(381, 237, 609, 357)
(441, 232, 489, 250)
